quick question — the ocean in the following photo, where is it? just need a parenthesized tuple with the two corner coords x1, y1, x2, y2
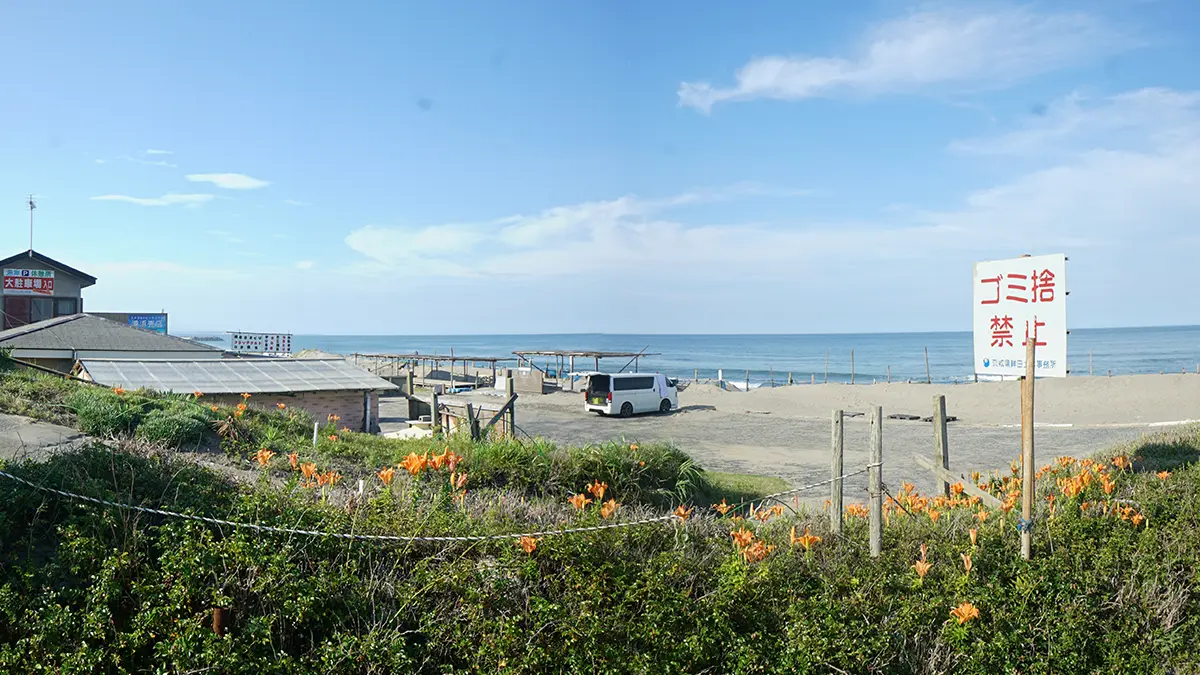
(183, 326, 1200, 387)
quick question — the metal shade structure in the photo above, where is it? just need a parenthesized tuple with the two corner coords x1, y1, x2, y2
(76, 358, 399, 394)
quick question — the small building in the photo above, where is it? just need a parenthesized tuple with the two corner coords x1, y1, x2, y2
(0, 314, 223, 373)
(1, 249, 96, 330)
(74, 357, 399, 433)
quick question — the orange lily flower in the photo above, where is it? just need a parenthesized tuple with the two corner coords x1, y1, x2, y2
(599, 498, 619, 519)
(969, 528, 978, 546)
(236, 403, 247, 412)
(629, 443, 638, 451)
(323, 471, 342, 487)
(400, 452, 427, 477)
(961, 553, 973, 574)
(950, 602, 980, 624)
(1156, 471, 1170, 480)
(974, 510, 989, 523)
(234, 410, 244, 418)
(730, 527, 754, 548)
(454, 472, 468, 490)
(210, 405, 219, 412)
(240, 392, 251, 400)
(1131, 512, 1145, 527)
(568, 493, 592, 510)
(791, 526, 821, 551)
(288, 453, 298, 470)
(1112, 455, 1131, 470)
(300, 463, 318, 480)
(517, 536, 538, 554)
(586, 480, 608, 500)
(741, 540, 774, 563)
(900, 481, 915, 495)
(846, 503, 869, 518)
(949, 483, 965, 496)
(913, 559, 932, 579)
(328, 413, 341, 423)
(112, 387, 126, 396)
(673, 505, 694, 522)
(276, 403, 286, 410)
(377, 467, 396, 486)
(928, 510, 942, 524)
(429, 451, 447, 470)
(712, 498, 733, 515)
(445, 450, 463, 472)
(254, 448, 274, 466)
(328, 434, 338, 442)
(192, 390, 204, 398)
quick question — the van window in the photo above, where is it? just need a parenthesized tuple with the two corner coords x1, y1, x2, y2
(613, 376, 655, 391)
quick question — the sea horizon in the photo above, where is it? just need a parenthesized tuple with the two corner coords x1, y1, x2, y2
(177, 325, 1200, 386)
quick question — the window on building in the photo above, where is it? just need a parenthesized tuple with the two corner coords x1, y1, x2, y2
(31, 298, 53, 323)
(2, 297, 31, 329)
(54, 298, 78, 317)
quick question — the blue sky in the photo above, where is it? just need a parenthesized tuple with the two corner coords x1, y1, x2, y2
(2, 0, 1199, 334)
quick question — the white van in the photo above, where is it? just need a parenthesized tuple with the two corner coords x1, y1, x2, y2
(584, 372, 678, 417)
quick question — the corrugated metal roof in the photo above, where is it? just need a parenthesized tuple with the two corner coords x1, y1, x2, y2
(0, 314, 219, 352)
(78, 358, 400, 394)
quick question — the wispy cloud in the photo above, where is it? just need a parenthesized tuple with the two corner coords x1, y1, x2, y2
(948, 88, 1200, 156)
(117, 154, 177, 168)
(343, 184, 822, 278)
(295, 260, 315, 270)
(144, 149, 173, 155)
(678, 6, 1130, 112)
(91, 193, 214, 208)
(186, 173, 271, 189)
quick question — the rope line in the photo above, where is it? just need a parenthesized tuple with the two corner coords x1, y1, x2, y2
(731, 465, 876, 513)
(0, 465, 878, 543)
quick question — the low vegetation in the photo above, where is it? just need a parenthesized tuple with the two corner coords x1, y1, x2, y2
(1, 358, 1198, 672)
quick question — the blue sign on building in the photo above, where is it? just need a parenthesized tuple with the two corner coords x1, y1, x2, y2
(128, 313, 167, 333)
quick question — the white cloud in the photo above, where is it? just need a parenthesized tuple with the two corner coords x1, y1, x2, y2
(186, 173, 271, 189)
(144, 149, 173, 155)
(118, 155, 177, 168)
(94, 159, 107, 164)
(91, 193, 214, 208)
(949, 88, 1200, 155)
(295, 260, 314, 269)
(678, 6, 1129, 112)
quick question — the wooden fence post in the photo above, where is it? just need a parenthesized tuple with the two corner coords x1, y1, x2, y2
(430, 390, 441, 435)
(824, 351, 829, 384)
(869, 406, 883, 558)
(694, 368, 699, 383)
(745, 369, 750, 392)
(924, 346, 932, 384)
(850, 349, 855, 384)
(933, 395, 950, 497)
(831, 409, 844, 535)
(887, 365, 891, 383)
(1021, 335, 1036, 561)
(505, 370, 515, 437)
(788, 372, 793, 386)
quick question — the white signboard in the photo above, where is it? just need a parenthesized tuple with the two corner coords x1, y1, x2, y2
(229, 332, 292, 355)
(972, 254, 1067, 378)
(3, 268, 55, 296)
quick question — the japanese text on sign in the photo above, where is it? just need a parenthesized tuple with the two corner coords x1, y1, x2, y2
(2, 268, 56, 296)
(228, 332, 293, 355)
(972, 254, 1067, 379)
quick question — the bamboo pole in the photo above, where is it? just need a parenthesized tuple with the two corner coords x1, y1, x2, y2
(1021, 331, 1036, 561)
(924, 346, 931, 384)
(831, 409, 844, 536)
(869, 406, 883, 558)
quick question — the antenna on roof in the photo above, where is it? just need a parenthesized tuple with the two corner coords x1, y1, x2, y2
(27, 195, 37, 252)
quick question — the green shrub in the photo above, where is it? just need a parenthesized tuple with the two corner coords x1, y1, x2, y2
(135, 409, 207, 447)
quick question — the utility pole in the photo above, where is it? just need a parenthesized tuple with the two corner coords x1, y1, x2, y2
(28, 195, 37, 251)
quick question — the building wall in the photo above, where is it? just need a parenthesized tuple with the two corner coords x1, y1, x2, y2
(207, 390, 382, 433)
(2, 257, 89, 329)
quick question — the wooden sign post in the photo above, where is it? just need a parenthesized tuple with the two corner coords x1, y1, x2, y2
(1020, 324, 1037, 561)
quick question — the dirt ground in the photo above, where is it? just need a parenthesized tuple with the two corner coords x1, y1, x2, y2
(379, 376, 1197, 504)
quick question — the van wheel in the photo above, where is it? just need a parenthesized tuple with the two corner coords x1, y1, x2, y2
(659, 399, 671, 413)
(619, 402, 634, 418)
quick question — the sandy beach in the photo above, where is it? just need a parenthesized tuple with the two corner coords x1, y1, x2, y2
(380, 373, 1200, 504)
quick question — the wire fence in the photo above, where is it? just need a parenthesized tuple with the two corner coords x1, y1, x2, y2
(0, 465, 877, 545)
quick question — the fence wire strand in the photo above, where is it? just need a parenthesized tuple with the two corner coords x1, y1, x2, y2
(0, 463, 878, 544)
